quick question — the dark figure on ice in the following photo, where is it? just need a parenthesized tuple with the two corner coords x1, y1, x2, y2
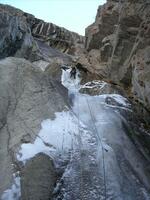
(70, 66, 76, 79)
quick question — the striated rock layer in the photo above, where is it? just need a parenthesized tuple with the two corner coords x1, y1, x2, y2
(85, 0, 150, 122)
(31, 17, 84, 54)
(0, 4, 84, 62)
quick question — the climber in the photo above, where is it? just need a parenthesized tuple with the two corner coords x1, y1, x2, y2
(70, 56, 79, 79)
(70, 66, 76, 79)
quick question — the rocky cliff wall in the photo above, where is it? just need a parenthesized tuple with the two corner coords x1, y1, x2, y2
(0, 4, 84, 62)
(30, 17, 84, 54)
(0, 2, 150, 199)
(85, 0, 150, 120)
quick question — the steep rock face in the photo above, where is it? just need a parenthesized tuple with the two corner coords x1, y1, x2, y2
(0, 57, 68, 196)
(85, 0, 119, 51)
(128, 8, 150, 112)
(108, 0, 149, 84)
(0, 4, 84, 62)
(85, 0, 150, 118)
(84, 0, 120, 78)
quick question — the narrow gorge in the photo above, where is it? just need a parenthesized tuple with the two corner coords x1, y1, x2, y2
(0, 1, 150, 200)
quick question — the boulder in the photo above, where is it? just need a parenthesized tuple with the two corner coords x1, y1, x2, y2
(21, 153, 57, 200)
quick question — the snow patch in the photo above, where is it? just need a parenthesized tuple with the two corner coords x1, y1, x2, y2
(17, 111, 78, 163)
(81, 80, 107, 89)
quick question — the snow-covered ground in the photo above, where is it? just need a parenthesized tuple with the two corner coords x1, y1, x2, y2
(2, 67, 150, 200)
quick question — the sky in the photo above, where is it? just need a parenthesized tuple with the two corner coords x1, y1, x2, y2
(0, 0, 106, 35)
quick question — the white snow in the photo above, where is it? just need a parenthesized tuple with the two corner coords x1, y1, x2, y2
(81, 80, 107, 89)
(17, 111, 78, 163)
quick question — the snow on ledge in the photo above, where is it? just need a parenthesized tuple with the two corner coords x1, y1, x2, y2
(81, 80, 107, 89)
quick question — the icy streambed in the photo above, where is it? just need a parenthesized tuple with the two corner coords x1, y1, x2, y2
(2, 68, 150, 200)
